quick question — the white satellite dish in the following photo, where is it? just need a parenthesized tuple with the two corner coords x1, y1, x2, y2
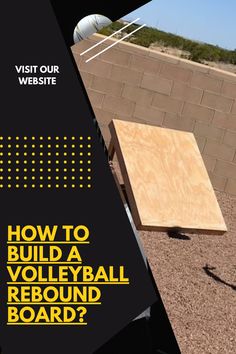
(73, 14, 112, 43)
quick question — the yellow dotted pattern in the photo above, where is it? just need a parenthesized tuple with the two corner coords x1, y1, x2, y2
(0, 136, 92, 189)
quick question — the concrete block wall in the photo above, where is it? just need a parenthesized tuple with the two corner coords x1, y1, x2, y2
(72, 34, 236, 196)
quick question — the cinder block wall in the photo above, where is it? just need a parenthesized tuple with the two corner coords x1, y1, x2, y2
(72, 34, 236, 196)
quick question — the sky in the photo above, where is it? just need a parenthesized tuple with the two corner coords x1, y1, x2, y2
(123, 0, 236, 50)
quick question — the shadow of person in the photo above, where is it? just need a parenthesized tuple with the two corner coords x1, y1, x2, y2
(203, 264, 236, 291)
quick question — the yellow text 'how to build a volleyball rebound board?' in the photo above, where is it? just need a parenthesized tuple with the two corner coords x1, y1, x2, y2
(6, 225, 129, 325)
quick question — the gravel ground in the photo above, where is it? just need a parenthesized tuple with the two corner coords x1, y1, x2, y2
(139, 191, 236, 354)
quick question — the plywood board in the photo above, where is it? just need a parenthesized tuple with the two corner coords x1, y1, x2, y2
(109, 119, 227, 234)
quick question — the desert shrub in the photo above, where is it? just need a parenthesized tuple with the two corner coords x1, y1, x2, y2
(99, 22, 236, 65)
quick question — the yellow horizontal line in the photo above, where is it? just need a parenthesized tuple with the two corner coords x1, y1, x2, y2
(7, 242, 90, 244)
(7, 262, 82, 264)
(7, 302, 101, 305)
(7, 322, 87, 325)
(7, 282, 129, 285)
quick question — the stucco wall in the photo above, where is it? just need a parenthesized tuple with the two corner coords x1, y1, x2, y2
(72, 34, 236, 196)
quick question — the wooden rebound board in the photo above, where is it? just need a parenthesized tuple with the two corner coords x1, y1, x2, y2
(109, 119, 227, 234)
